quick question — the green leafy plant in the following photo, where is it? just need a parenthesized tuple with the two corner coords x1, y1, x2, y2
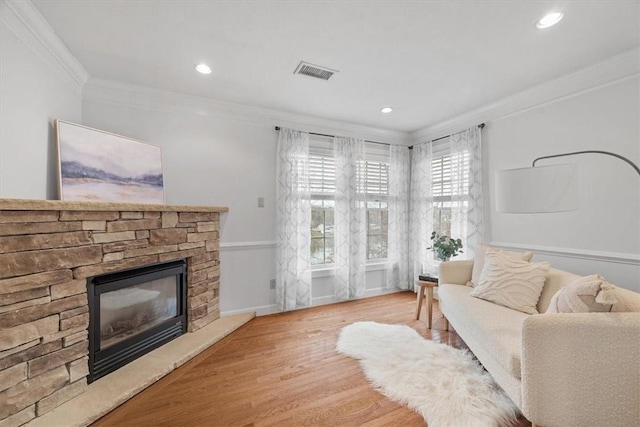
(428, 232, 463, 261)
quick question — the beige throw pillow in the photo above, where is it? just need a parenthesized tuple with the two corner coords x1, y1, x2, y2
(468, 245, 533, 287)
(546, 274, 640, 313)
(546, 275, 618, 314)
(470, 248, 550, 314)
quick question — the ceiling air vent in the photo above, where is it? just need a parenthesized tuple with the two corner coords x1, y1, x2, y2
(294, 61, 338, 80)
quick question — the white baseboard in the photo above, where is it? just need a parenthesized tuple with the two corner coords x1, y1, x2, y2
(220, 286, 405, 317)
(221, 303, 279, 317)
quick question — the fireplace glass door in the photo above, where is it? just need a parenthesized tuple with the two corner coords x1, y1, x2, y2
(100, 276, 178, 349)
(88, 259, 186, 382)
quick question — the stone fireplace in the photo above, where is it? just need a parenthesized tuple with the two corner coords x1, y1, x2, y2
(0, 199, 227, 426)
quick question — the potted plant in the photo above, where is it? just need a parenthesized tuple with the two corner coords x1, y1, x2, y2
(428, 231, 463, 261)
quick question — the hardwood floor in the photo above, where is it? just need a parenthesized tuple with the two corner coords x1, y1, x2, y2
(92, 292, 531, 427)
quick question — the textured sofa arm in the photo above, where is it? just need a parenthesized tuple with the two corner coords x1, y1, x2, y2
(521, 313, 640, 427)
(438, 260, 473, 285)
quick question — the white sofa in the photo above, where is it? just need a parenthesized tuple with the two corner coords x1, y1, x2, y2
(437, 259, 640, 427)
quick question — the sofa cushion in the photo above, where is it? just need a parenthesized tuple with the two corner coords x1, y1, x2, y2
(439, 283, 529, 379)
(468, 245, 533, 287)
(470, 248, 550, 314)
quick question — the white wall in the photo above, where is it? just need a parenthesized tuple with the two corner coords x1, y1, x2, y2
(0, 12, 82, 199)
(485, 76, 640, 290)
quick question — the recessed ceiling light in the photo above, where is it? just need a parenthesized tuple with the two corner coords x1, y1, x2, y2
(194, 63, 212, 74)
(536, 11, 564, 29)
(380, 107, 393, 114)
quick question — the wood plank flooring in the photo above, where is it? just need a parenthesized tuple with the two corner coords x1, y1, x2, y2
(92, 291, 531, 426)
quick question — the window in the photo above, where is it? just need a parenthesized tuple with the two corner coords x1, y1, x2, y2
(310, 154, 335, 265)
(310, 199, 335, 265)
(309, 151, 390, 266)
(366, 200, 388, 259)
(360, 160, 389, 260)
(431, 150, 470, 236)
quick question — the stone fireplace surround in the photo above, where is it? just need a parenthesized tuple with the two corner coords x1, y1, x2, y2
(0, 199, 231, 426)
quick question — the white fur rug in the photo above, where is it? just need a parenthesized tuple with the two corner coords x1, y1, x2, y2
(336, 321, 519, 427)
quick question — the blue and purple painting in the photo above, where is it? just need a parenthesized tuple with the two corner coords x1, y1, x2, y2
(56, 121, 165, 204)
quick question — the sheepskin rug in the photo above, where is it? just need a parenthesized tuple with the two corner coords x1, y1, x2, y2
(336, 321, 519, 427)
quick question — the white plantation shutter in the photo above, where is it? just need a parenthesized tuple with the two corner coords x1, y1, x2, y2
(309, 154, 335, 195)
(431, 155, 451, 199)
(359, 160, 389, 197)
(310, 149, 389, 198)
(431, 151, 470, 200)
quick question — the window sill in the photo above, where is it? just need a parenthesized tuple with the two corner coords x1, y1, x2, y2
(311, 261, 388, 278)
(311, 266, 335, 279)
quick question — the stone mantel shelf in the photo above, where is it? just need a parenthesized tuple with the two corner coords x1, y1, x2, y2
(0, 198, 229, 213)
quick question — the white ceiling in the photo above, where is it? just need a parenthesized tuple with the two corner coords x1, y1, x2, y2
(32, 0, 640, 133)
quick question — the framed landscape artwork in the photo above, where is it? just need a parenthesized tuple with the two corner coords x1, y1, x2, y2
(56, 120, 165, 204)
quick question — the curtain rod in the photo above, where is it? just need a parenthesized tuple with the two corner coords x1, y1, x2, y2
(274, 123, 485, 149)
(428, 123, 486, 144)
(274, 126, 389, 146)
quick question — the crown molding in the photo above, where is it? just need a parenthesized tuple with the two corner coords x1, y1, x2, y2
(410, 49, 640, 143)
(83, 78, 412, 145)
(1, 0, 89, 93)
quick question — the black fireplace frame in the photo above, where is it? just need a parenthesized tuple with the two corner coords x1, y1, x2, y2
(87, 259, 187, 383)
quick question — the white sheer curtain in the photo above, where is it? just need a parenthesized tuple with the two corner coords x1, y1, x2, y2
(387, 144, 411, 289)
(409, 141, 435, 285)
(333, 136, 367, 299)
(449, 127, 484, 261)
(276, 128, 312, 311)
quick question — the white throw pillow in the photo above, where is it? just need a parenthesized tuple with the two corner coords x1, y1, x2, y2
(468, 245, 533, 287)
(470, 248, 550, 314)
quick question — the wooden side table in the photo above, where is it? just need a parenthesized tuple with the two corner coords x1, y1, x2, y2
(415, 276, 438, 329)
